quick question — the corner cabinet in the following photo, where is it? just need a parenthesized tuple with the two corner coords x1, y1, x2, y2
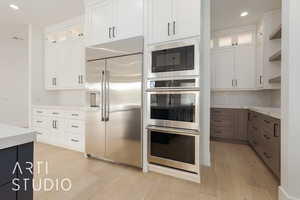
(147, 0, 201, 44)
(84, 0, 143, 47)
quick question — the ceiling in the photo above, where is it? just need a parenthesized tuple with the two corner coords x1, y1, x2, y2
(0, 0, 84, 26)
(212, 0, 281, 31)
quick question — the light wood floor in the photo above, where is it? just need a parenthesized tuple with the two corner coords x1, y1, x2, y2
(33, 141, 278, 200)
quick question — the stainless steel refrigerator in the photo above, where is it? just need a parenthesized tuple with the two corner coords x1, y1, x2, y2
(85, 53, 142, 168)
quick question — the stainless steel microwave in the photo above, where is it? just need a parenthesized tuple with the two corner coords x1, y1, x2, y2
(148, 126, 200, 173)
(148, 39, 200, 78)
(147, 90, 200, 130)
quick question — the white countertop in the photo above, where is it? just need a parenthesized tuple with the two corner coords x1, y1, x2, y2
(212, 105, 281, 119)
(32, 105, 141, 112)
(0, 124, 36, 150)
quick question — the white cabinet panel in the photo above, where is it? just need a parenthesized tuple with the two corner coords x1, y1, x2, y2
(148, 0, 173, 44)
(114, 0, 143, 41)
(86, 0, 113, 46)
(235, 45, 256, 89)
(172, 0, 201, 40)
(212, 48, 235, 89)
(45, 41, 58, 89)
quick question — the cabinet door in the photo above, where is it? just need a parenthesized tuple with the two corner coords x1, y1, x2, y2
(235, 45, 256, 89)
(211, 48, 235, 89)
(57, 40, 72, 89)
(85, 0, 114, 46)
(45, 41, 58, 89)
(148, 0, 173, 44)
(172, 0, 201, 40)
(69, 37, 85, 89)
(114, 0, 143, 41)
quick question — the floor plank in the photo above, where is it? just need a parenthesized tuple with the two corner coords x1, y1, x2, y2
(33, 141, 278, 200)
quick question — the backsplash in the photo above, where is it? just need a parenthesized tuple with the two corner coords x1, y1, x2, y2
(211, 90, 281, 108)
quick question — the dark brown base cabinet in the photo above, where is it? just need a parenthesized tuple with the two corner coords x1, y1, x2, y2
(248, 111, 280, 180)
(211, 108, 248, 143)
(211, 108, 281, 180)
(0, 142, 33, 200)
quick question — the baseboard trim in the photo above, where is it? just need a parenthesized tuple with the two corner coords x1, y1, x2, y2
(279, 186, 300, 200)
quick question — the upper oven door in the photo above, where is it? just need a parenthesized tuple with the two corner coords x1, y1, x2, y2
(148, 39, 200, 78)
(147, 91, 200, 130)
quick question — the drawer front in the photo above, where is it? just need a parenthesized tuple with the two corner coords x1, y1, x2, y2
(211, 126, 234, 139)
(64, 111, 85, 120)
(0, 182, 17, 200)
(33, 108, 47, 116)
(68, 134, 84, 152)
(46, 110, 64, 118)
(0, 147, 17, 186)
(32, 116, 49, 129)
(261, 143, 280, 178)
(211, 118, 233, 127)
(66, 120, 85, 134)
(211, 108, 234, 119)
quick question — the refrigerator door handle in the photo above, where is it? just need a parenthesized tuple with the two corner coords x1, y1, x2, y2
(101, 70, 105, 121)
(105, 70, 110, 121)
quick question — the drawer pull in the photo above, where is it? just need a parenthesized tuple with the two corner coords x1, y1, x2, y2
(36, 121, 43, 123)
(71, 139, 79, 143)
(274, 123, 280, 137)
(52, 112, 60, 115)
(263, 134, 270, 140)
(72, 125, 79, 128)
(37, 132, 42, 135)
(72, 114, 79, 116)
(37, 111, 43, 114)
(263, 152, 272, 159)
(264, 120, 271, 124)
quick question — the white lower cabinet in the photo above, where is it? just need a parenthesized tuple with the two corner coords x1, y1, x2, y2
(32, 107, 86, 152)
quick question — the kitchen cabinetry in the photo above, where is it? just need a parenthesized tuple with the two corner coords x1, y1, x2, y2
(0, 143, 33, 200)
(32, 106, 86, 152)
(45, 17, 85, 90)
(147, 0, 201, 44)
(211, 44, 256, 90)
(84, 0, 143, 46)
(211, 108, 248, 142)
(248, 111, 280, 179)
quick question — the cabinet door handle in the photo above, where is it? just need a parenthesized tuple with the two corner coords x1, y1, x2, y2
(235, 79, 238, 87)
(260, 76, 263, 85)
(168, 23, 171, 36)
(112, 26, 116, 38)
(109, 27, 112, 39)
(274, 123, 280, 137)
(173, 21, 176, 35)
(78, 76, 81, 84)
(263, 134, 270, 140)
(263, 152, 271, 159)
(232, 79, 234, 87)
(71, 139, 79, 143)
(52, 120, 55, 128)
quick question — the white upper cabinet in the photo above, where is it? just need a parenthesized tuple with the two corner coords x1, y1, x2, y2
(235, 45, 256, 89)
(211, 48, 235, 90)
(85, 0, 143, 46)
(148, 0, 201, 44)
(85, 0, 114, 46)
(114, 0, 143, 41)
(172, 0, 201, 40)
(45, 17, 85, 90)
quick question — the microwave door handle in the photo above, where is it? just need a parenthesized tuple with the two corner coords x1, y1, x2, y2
(101, 70, 105, 121)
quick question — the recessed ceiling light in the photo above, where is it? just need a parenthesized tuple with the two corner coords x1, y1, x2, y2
(240, 12, 249, 17)
(9, 4, 19, 10)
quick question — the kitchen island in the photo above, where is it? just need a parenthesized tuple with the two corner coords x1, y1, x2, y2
(0, 124, 36, 200)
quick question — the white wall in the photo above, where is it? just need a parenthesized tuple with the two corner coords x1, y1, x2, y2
(279, 0, 300, 199)
(211, 90, 281, 108)
(0, 25, 29, 127)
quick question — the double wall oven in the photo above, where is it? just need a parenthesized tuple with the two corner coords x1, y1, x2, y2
(146, 39, 200, 174)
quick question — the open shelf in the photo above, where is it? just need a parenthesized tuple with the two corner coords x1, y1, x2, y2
(269, 76, 281, 84)
(269, 50, 281, 62)
(269, 24, 282, 40)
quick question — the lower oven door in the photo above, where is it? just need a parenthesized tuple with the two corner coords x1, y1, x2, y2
(148, 128, 199, 173)
(147, 91, 200, 130)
